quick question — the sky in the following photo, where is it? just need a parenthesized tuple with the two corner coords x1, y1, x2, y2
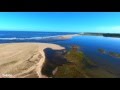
(0, 12, 120, 33)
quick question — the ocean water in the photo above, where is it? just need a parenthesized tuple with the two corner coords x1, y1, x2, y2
(0, 31, 120, 76)
(0, 31, 77, 43)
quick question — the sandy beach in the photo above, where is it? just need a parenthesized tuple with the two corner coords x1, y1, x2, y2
(0, 43, 65, 78)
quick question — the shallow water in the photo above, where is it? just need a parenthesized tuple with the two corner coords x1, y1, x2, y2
(53, 35, 120, 75)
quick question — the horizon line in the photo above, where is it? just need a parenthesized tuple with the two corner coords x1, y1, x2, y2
(0, 30, 120, 34)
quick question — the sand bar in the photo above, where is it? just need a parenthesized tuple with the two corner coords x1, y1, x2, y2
(0, 43, 65, 78)
(57, 34, 80, 40)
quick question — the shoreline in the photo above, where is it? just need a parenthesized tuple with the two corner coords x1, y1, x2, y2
(0, 34, 80, 41)
(0, 43, 65, 78)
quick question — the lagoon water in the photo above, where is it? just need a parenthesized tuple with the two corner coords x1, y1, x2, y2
(54, 35, 120, 75)
(0, 31, 120, 76)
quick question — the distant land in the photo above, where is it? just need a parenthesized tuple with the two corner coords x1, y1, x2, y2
(79, 32, 120, 38)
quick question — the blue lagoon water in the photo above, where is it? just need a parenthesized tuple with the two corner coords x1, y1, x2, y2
(0, 31, 120, 75)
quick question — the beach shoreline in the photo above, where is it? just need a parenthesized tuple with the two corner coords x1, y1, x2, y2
(0, 43, 65, 78)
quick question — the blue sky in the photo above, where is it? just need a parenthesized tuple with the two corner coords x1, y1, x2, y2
(0, 12, 120, 33)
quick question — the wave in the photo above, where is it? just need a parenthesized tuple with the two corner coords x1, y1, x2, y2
(0, 35, 68, 40)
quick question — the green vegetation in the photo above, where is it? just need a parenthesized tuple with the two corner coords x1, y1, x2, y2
(109, 52, 120, 58)
(54, 49, 88, 78)
(98, 49, 106, 54)
(81, 32, 120, 38)
(103, 33, 120, 38)
(54, 46, 117, 78)
(80, 32, 120, 38)
(98, 48, 120, 58)
(82, 32, 103, 36)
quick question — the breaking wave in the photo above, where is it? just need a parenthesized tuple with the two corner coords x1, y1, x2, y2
(0, 35, 65, 40)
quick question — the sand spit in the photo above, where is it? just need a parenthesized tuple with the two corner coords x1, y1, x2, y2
(0, 43, 65, 78)
(57, 34, 79, 40)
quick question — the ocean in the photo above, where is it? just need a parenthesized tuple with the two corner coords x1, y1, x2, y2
(0, 31, 77, 43)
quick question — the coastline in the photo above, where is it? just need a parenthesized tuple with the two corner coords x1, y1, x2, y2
(0, 33, 80, 41)
(0, 43, 65, 78)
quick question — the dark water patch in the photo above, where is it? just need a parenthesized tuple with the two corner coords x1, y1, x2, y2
(41, 60, 57, 77)
(44, 48, 67, 65)
(41, 48, 68, 77)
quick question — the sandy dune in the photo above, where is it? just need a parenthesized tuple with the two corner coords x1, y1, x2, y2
(0, 43, 65, 78)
